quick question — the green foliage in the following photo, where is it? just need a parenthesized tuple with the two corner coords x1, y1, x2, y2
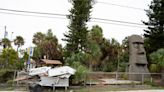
(32, 30, 63, 60)
(32, 32, 45, 45)
(119, 51, 129, 72)
(122, 74, 128, 80)
(7, 80, 14, 86)
(0, 48, 22, 70)
(22, 52, 29, 61)
(65, 52, 87, 65)
(14, 36, 24, 52)
(149, 48, 164, 72)
(32, 47, 42, 61)
(63, 0, 94, 55)
(71, 62, 88, 84)
(90, 25, 103, 44)
(149, 64, 159, 72)
(143, 0, 164, 54)
(65, 52, 88, 84)
(0, 69, 14, 83)
(144, 78, 157, 86)
(86, 39, 102, 71)
(102, 62, 116, 72)
(1, 38, 11, 49)
(100, 38, 121, 72)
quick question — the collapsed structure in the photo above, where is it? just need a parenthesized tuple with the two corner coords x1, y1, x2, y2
(128, 35, 150, 81)
(15, 64, 76, 92)
(29, 66, 76, 89)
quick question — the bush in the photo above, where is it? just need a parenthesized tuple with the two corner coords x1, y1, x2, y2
(144, 78, 157, 86)
(65, 52, 89, 84)
(0, 69, 14, 83)
(7, 80, 13, 86)
(71, 62, 88, 84)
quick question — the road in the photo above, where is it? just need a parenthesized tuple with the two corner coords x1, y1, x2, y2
(109, 90, 164, 92)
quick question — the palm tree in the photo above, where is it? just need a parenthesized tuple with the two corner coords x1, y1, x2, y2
(14, 36, 24, 52)
(2, 38, 11, 49)
(32, 32, 45, 46)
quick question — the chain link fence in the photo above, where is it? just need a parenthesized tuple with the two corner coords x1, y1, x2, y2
(85, 72, 164, 86)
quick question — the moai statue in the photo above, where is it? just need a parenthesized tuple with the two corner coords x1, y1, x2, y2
(128, 35, 150, 81)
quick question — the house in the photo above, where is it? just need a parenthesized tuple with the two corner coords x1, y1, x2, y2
(39, 59, 62, 67)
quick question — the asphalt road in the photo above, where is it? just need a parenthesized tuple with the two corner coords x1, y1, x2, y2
(109, 90, 164, 92)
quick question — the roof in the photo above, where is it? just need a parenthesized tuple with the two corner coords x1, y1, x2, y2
(48, 66, 76, 77)
(14, 76, 31, 81)
(41, 59, 62, 65)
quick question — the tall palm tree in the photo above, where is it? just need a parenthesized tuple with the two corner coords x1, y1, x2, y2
(2, 38, 11, 49)
(32, 32, 45, 46)
(14, 36, 24, 52)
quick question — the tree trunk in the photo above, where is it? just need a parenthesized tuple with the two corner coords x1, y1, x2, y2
(17, 46, 19, 52)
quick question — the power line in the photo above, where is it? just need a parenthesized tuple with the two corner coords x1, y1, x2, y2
(0, 8, 146, 28)
(97, 1, 145, 11)
(90, 20, 146, 28)
(0, 8, 66, 17)
(92, 17, 144, 26)
(0, 11, 67, 20)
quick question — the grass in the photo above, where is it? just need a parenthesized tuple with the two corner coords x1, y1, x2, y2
(0, 84, 164, 92)
(0, 86, 14, 91)
(70, 85, 164, 92)
(41, 84, 164, 92)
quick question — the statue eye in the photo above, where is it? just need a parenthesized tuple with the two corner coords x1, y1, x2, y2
(133, 43, 138, 48)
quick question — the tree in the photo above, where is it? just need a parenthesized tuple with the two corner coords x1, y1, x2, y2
(86, 25, 103, 71)
(150, 49, 164, 72)
(149, 49, 164, 85)
(32, 30, 63, 60)
(0, 48, 21, 69)
(143, 0, 164, 54)
(41, 29, 62, 60)
(32, 32, 45, 46)
(90, 25, 103, 44)
(100, 38, 121, 71)
(63, 0, 94, 55)
(65, 52, 88, 84)
(14, 36, 24, 52)
(119, 37, 129, 72)
(1, 38, 11, 49)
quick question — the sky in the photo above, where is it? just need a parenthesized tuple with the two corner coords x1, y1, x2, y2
(0, 0, 151, 49)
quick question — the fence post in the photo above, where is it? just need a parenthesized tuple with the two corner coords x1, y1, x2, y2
(141, 74, 144, 85)
(116, 72, 117, 80)
(89, 75, 91, 86)
(150, 77, 153, 83)
(116, 72, 118, 85)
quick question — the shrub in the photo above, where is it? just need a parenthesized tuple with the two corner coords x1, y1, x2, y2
(0, 69, 14, 83)
(71, 62, 88, 84)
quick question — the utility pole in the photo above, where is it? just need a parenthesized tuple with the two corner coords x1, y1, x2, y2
(11, 32, 14, 41)
(116, 49, 120, 80)
(4, 26, 7, 38)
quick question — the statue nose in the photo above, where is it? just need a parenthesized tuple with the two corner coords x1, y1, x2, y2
(138, 49, 145, 54)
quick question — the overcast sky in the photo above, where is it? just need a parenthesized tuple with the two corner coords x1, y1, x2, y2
(0, 0, 151, 49)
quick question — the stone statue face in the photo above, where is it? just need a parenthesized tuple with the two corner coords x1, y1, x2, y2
(128, 35, 150, 81)
(129, 35, 147, 64)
